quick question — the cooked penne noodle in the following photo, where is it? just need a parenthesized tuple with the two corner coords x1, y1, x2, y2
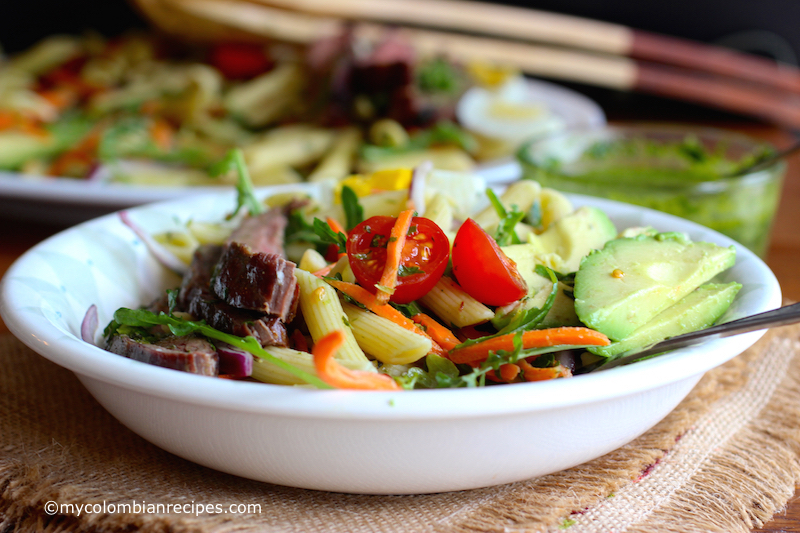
(298, 248, 329, 273)
(251, 346, 316, 386)
(419, 276, 494, 328)
(224, 63, 305, 127)
(153, 230, 200, 264)
(186, 220, 232, 245)
(243, 124, 335, 174)
(357, 146, 475, 174)
(307, 127, 362, 183)
(295, 269, 373, 371)
(342, 303, 432, 365)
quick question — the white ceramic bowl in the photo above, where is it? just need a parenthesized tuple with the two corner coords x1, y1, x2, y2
(0, 185, 781, 494)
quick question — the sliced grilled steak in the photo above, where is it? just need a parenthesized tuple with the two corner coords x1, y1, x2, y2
(227, 208, 287, 255)
(211, 241, 297, 319)
(211, 207, 298, 320)
(107, 334, 219, 376)
(178, 244, 289, 347)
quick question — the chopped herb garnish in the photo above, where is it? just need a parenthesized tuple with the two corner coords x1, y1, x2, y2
(397, 264, 425, 277)
(341, 185, 364, 231)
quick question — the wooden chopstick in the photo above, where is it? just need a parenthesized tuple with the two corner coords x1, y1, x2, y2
(242, 0, 800, 94)
(139, 0, 800, 130)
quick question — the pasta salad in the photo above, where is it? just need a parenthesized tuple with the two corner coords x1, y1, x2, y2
(90, 151, 741, 390)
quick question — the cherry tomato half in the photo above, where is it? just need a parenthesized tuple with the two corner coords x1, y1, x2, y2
(346, 215, 450, 304)
(208, 43, 273, 79)
(451, 218, 527, 306)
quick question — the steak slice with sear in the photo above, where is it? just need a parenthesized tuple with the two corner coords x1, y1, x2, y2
(107, 334, 219, 376)
(211, 241, 297, 320)
(211, 207, 298, 320)
(178, 244, 289, 347)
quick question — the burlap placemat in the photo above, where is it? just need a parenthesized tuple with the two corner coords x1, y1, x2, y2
(2, 322, 800, 533)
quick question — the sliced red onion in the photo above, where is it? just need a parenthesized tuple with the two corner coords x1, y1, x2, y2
(81, 304, 98, 344)
(409, 160, 433, 214)
(119, 211, 189, 276)
(216, 342, 254, 378)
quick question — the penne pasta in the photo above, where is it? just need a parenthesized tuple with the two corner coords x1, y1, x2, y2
(186, 220, 232, 245)
(298, 248, 329, 273)
(419, 276, 495, 328)
(307, 127, 362, 183)
(242, 124, 335, 174)
(251, 346, 316, 386)
(342, 303, 432, 365)
(294, 269, 373, 371)
(153, 230, 200, 264)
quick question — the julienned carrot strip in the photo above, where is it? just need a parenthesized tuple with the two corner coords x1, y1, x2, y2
(326, 279, 446, 356)
(517, 359, 571, 381)
(313, 330, 401, 391)
(312, 263, 336, 278)
(412, 313, 460, 351)
(326, 216, 347, 237)
(149, 118, 174, 151)
(375, 209, 414, 305)
(449, 327, 610, 365)
(325, 217, 347, 261)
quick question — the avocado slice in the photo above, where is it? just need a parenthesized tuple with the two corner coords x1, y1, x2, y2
(589, 282, 741, 357)
(574, 233, 736, 341)
(535, 206, 617, 272)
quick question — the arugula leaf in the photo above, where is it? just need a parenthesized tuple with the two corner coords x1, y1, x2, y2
(341, 185, 364, 231)
(534, 264, 576, 285)
(209, 149, 264, 219)
(108, 306, 332, 389)
(312, 218, 347, 254)
(487, 188, 524, 246)
(285, 210, 325, 246)
(390, 300, 423, 318)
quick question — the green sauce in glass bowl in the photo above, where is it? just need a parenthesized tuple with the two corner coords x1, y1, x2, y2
(517, 125, 785, 257)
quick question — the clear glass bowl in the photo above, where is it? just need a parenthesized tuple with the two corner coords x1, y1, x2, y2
(517, 125, 786, 257)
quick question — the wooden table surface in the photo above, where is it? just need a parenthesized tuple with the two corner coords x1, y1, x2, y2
(0, 109, 798, 530)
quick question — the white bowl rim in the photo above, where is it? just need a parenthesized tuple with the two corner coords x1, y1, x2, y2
(0, 188, 781, 421)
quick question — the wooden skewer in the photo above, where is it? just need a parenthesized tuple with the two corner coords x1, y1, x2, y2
(242, 0, 800, 94)
(141, 0, 800, 130)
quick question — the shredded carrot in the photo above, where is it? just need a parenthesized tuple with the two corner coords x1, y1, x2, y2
(325, 216, 348, 260)
(326, 279, 446, 356)
(448, 327, 610, 365)
(312, 263, 336, 278)
(375, 209, 414, 305)
(149, 118, 174, 151)
(412, 313, 460, 351)
(38, 86, 77, 111)
(326, 216, 347, 237)
(517, 359, 571, 381)
(499, 363, 521, 381)
(313, 330, 402, 391)
(0, 111, 18, 131)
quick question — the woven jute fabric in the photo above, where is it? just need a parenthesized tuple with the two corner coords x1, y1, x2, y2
(2, 323, 800, 533)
